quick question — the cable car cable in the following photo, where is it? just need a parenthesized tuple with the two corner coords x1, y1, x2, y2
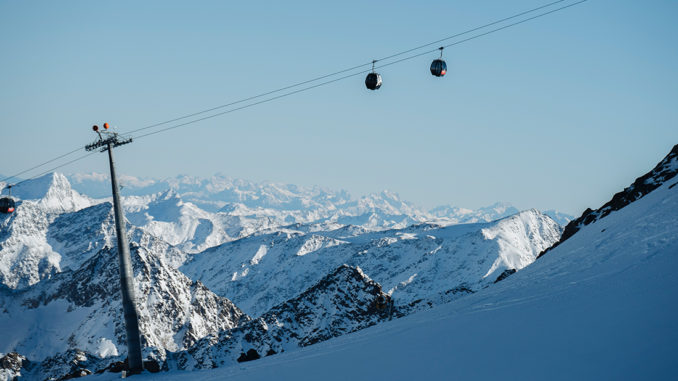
(132, 69, 371, 140)
(378, 0, 588, 71)
(375, 0, 570, 64)
(121, 0, 576, 137)
(2, 0, 588, 182)
(131, 0, 587, 140)
(0, 147, 84, 184)
(2, 152, 97, 188)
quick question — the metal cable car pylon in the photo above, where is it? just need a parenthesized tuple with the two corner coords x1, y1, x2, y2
(85, 123, 143, 375)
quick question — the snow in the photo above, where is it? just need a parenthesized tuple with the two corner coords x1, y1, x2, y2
(68, 172, 572, 232)
(181, 210, 561, 317)
(249, 245, 268, 265)
(96, 171, 678, 381)
(95, 338, 118, 358)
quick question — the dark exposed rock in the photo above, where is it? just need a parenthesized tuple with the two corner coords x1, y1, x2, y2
(539, 144, 678, 259)
(494, 269, 517, 283)
(102, 360, 127, 373)
(1, 352, 25, 373)
(236, 349, 261, 363)
(37, 349, 106, 381)
(58, 368, 92, 380)
(143, 359, 161, 373)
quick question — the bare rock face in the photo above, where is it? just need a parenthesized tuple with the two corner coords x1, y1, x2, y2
(0, 352, 28, 380)
(175, 265, 395, 370)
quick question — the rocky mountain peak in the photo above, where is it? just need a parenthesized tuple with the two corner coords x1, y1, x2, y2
(175, 264, 393, 370)
(12, 172, 90, 212)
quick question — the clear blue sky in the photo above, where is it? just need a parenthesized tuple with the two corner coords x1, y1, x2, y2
(1, 0, 677, 214)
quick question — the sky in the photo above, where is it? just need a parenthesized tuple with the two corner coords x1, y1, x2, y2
(1, 0, 677, 215)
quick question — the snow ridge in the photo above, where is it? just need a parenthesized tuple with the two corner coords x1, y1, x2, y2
(181, 209, 562, 317)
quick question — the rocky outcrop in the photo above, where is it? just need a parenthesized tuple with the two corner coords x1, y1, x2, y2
(0, 352, 29, 380)
(174, 265, 395, 370)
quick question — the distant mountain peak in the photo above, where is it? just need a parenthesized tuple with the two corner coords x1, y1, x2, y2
(11, 172, 90, 212)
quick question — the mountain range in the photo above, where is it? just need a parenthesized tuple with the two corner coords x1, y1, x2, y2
(152, 144, 676, 381)
(4, 143, 675, 381)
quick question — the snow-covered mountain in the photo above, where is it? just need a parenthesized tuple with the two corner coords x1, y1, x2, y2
(0, 236, 248, 370)
(67, 172, 573, 230)
(113, 151, 678, 380)
(0, 173, 97, 289)
(181, 209, 561, 317)
(0, 168, 569, 379)
(429, 201, 519, 223)
(174, 265, 393, 370)
(68, 173, 352, 213)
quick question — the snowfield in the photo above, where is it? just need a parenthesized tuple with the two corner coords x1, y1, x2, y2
(88, 167, 678, 380)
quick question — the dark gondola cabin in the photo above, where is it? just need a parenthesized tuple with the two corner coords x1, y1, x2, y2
(365, 59, 382, 90)
(365, 72, 382, 90)
(0, 198, 15, 213)
(430, 59, 447, 77)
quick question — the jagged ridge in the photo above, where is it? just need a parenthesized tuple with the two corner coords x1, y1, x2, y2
(173, 265, 392, 370)
(539, 143, 678, 257)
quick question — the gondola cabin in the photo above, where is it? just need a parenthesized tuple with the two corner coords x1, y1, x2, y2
(365, 60, 382, 90)
(430, 59, 447, 77)
(365, 72, 382, 90)
(0, 197, 15, 213)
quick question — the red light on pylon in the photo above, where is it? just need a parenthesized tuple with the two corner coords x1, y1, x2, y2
(103, 123, 110, 129)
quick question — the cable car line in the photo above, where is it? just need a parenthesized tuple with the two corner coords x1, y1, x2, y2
(122, 0, 573, 137)
(1, 152, 97, 189)
(133, 68, 372, 140)
(2, 0, 588, 184)
(0, 147, 84, 184)
(377, 0, 588, 72)
(131, 0, 587, 139)
(373, 0, 571, 64)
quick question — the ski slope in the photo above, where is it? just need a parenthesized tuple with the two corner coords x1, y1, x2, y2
(92, 168, 678, 380)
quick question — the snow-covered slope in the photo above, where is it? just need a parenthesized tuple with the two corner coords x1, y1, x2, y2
(124, 190, 232, 255)
(181, 209, 562, 317)
(120, 151, 678, 381)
